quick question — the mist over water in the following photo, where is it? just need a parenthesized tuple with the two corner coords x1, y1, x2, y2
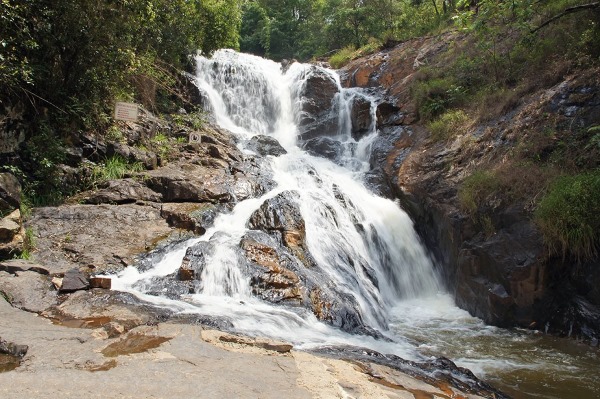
(111, 50, 600, 399)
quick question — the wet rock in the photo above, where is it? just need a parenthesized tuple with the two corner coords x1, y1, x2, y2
(247, 191, 305, 245)
(315, 346, 510, 399)
(60, 268, 90, 293)
(247, 135, 287, 156)
(302, 137, 344, 162)
(350, 95, 373, 140)
(178, 241, 215, 282)
(0, 172, 21, 212)
(107, 142, 158, 170)
(77, 178, 162, 205)
(0, 270, 57, 313)
(297, 67, 340, 141)
(45, 290, 173, 331)
(0, 337, 28, 358)
(241, 232, 303, 303)
(376, 102, 403, 126)
(29, 204, 173, 274)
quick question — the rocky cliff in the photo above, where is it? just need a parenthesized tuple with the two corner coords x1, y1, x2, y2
(340, 32, 600, 342)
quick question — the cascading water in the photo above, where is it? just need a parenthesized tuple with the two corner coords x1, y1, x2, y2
(111, 50, 600, 399)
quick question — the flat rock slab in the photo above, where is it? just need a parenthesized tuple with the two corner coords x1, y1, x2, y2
(28, 204, 173, 274)
(0, 270, 57, 313)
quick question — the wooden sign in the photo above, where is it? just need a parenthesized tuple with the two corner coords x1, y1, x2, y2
(114, 102, 139, 122)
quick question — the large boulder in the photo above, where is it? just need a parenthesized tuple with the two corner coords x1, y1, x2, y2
(29, 204, 173, 274)
(0, 173, 21, 212)
(246, 135, 287, 157)
(296, 67, 340, 141)
(247, 191, 305, 251)
(350, 94, 373, 140)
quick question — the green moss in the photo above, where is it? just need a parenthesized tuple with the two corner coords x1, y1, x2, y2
(535, 170, 600, 260)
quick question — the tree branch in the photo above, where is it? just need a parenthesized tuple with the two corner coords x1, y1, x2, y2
(531, 2, 600, 34)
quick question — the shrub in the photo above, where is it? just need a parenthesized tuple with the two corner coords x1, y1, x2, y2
(458, 170, 500, 215)
(329, 46, 356, 69)
(535, 171, 600, 260)
(427, 109, 469, 141)
(92, 156, 144, 183)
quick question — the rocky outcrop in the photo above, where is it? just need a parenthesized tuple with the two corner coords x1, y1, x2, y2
(29, 204, 173, 274)
(296, 67, 340, 141)
(75, 178, 163, 205)
(342, 35, 600, 341)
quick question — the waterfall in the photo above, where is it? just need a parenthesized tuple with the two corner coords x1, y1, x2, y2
(107, 50, 600, 398)
(113, 49, 442, 356)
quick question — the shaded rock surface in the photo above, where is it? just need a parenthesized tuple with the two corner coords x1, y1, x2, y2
(0, 173, 21, 212)
(296, 66, 340, 141)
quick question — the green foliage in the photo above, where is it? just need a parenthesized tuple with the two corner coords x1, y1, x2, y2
(328, 39, 382, 68)
(427, 109, 469, 141)
(92, 156, 144, 183)
(413, 77, 467, 119)
(458, 170, 500, 215)
(535, 171, 600, 260)
(17, 227, 36, 260)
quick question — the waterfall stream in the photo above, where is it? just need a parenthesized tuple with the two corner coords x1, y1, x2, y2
(111, 50, 599, 399)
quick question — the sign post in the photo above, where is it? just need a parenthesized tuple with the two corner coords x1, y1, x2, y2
(189, 132, 201, 144)
(114, 102, 139, 122)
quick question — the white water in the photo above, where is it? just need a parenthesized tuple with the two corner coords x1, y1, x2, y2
(109, 50, 600, 398)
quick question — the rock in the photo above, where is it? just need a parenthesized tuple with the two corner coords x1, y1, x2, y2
(0, 259, 49, 275)
(178, 241, 214, 282)
(302, 137, 345, 162)
(241, 233, 303, 303)
(247, 135, 287, 156)
(144, 162, 235, 203)
(60, 268, 89, 293)
(0, 337, 28, 358)
(107, 142, 158, 170)
(0, 172, 21, 212)
(0, 225, 23, 260)
(45, 290, 172, 331)
(77, 178, 163, 205)
(160, 202, 221, 234)
(0, 270, 57, 313)
(247, 191, 305, 243)
(0, 209, 21, 240)
(29, 204, 173, 274)
(89, 277, 111, 289)
(296, 67, 340, 141)
(350, 94, 373, 140)
(51, 277, 63, 290)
